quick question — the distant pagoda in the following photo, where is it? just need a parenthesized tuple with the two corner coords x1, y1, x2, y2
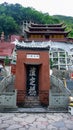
(24, 22, 70, 42)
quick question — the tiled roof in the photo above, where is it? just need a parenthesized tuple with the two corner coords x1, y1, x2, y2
(0, 42, 15, 48)
(24, 29, 70, 35)
(10, 35, 21, 42)
(0, 42, 15, 57)
(28, 25, 66, 31)
(31, 22, 64, 27)
(0, 49, 12, 56)
(14, 40, 50, 51)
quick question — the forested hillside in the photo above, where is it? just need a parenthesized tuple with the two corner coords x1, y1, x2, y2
(53, 15, 73, 37)
(0, 2, 73, 38)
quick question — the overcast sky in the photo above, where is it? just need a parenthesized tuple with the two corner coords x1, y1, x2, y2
(0, 0, 73, 17)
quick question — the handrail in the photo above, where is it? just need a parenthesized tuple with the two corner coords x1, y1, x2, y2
(50, 75, 71, 94)
(0, 73, 71, 94)
(0, 74, 15, 92)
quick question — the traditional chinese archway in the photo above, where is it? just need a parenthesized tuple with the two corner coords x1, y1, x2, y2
(15, 41, 50, 107)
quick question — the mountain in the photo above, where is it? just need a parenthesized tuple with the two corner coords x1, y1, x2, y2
(53, 15, 73, 37)
(53, 15, 73, 24)
(0, 2, 73, 38)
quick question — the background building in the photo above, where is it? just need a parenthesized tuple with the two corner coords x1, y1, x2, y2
(24, 22, 70, 42)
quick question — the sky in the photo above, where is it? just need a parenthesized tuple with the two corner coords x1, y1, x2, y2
(0, 0, 73, 17)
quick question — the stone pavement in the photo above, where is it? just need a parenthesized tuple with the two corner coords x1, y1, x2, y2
(0, 112, 73, 130)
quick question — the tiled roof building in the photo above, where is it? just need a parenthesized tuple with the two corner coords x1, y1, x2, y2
(0, 42, 15, 64)
(24, 22, 70, 42)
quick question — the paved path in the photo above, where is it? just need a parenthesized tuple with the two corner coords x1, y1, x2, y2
(0, 113, 73, 130)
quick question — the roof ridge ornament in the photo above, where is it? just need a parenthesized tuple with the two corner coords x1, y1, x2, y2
(14, 40, 50, 50)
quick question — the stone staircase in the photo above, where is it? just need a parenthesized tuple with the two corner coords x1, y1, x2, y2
(5, 79, 15, 92)
(0, 75, 15, 92)
(0, 75, 17, 110)
(24, 96, 40, 108)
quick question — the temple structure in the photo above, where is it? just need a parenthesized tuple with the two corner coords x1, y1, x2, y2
(24, 22, 70, 42)
(11, 41, 50, 106)
(11, 23, 72, 107)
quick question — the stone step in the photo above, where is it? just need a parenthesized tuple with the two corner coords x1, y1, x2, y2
(24, 102, 40, 107)
(24, 96, 40, 108)
(24, 103, 41, 108)
(24, 99, 40, 103)
(24, 101, 40, 105)
(25, 99, 40, 102)
(25, 96, 39, 100)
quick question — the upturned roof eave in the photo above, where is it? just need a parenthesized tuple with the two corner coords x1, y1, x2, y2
(28, 25, 66, 30)
(30, 22, 64, 27)
(24, 29, 70, 35)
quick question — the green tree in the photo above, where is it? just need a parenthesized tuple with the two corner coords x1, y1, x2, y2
(0, 14, 19, 36)
(4, 56, 10, 65)
(50, 59, 54, 69)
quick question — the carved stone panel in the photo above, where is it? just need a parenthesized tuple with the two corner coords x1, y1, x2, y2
(26, 65, 39, 96)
